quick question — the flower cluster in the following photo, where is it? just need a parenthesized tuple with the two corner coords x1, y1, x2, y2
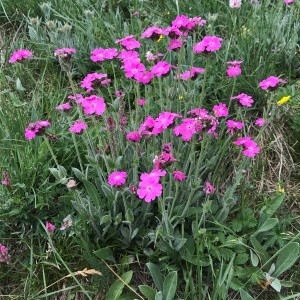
(234, 136, 260, 158)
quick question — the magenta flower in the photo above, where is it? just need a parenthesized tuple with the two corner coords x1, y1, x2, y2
(193, 36, 222, 53)
(226, 119, 244, 134)
(54, 48, 76, 58)
(69, 121, 87, 134)
(9, 49, 32, 63)
(204, 181, 215, 195)
(226, 64, 242, 77)
(0, 244, 10, 264)
(56, 102, 72, 111)
(24, 120, 51, 140)
(137, 174, 163, 202)
(45, 221, 56, 234)
(152, 112, 182, 134)
(259, 76, 286, 90)
(108, 171, 127, 187)
(115, 35, 140, 50)
(134, 71, 154, 84)
(254, 118, 265, 127)
(167, 39, 183, 51)
(284, 0, 294, 4)
(178, 67, 205, 80)
(234, 136, 260, 157)
(231, 93, 254, 107)
(138, 98, 146, 106)
(80, 72, 108, 92)
(213, 103, 229, 117)
(151, 61, 171, 77)
(173, 118, 197, 141)
(141, 26, 164, 40)
(126, 131, 142, 142)
(123, 61, 146, 79)
(81, 95, 106, 116)
(90, 48, 118, 62)
(173, 170, 186, 182)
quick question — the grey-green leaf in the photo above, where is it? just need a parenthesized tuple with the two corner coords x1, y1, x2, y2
(162, 271, 178, 300)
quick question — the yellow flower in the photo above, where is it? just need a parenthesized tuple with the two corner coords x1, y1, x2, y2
(178, 95, 183, 100)
(277, 95, 291, 106)
(277, 186, 285, 193)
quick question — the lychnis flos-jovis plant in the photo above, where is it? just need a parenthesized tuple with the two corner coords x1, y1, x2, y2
(19, 13, 289, 250)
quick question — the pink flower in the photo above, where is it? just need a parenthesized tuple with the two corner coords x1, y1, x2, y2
(81, 95, 106, 116)
(146, 51, 164, 62)
(90, 48, 118, 62)
(115, 90, 125, 98)
(9, 49, 32, 63)
(45, 221, 56, 233)
(234, 136, 260, 157)
(123, 61, 145, 79)
(167, 39, 183, 51)
(134, 71, 154, 84)
(152, 111, 182, 134)
(137, 174, 163, 202)
(80, 72, 108, 92)
(259, 76, 286, 90)
(229, 0, 242, 8)
(151, 61, 171, 77)
(56, 102, 72, 111)
(108, 171, 127, 187)
(231, 93, 254, 107)
(126, 131, 142, 142)
(141, 26, 164, 40)
(204, 181, 215, 195)
(138, 98, 146, 106)
(115, 35, 140, 50)
(226, 65, 242, 77)
(284, 0, 294, 4)
(69, 121, 87, 134)
(178, 67, 205, 80)
(24, 120, 51, 140)
(193, 36, 222, 53)
(226, 119, 244, 134)
(173, 170, 186, 181)
(0, 244, 10, 264)
(254, 118, 265, 127)
(213, 103, 229, 117)
(54, 48, 76, 58)
(173, 118, 197, 141)
(1, 171, 11, 186)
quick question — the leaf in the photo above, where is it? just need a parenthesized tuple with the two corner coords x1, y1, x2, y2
(231, 219, 242, 232)
(146, 263, 163, 291)
(155, 291, 163, 300)
(234, 252, 249, 265)
(105, 271, 133, 300)
(255, 218, 278, 234)
(162, 271, 178, 300)
(72, 167, 86, 181)
(250, 249, 259, 267)
(82, 179, 101, 206)
(265, 273, 281, 292)
(138, 285, 156, 300)
(273, 242, 299, 277)
(94, 247, 116, 263)
(240, 289, 255, 300)
(172, 238, 187, 251)
(250, 235, 270, 264)
(260, 193, 285, 219)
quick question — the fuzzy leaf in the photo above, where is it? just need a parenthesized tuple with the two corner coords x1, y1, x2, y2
(273, 242, 299, 277)
(146, 263, 163, 291)
(240, 289, 255, 300)
(162, 271, 178, 300)
(105, 271, 133, 300)
(138, 285, 156, 300)
(250, 235, 270, 264)
(250, 249, 259, 267)
(255, 218, 278, 234)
